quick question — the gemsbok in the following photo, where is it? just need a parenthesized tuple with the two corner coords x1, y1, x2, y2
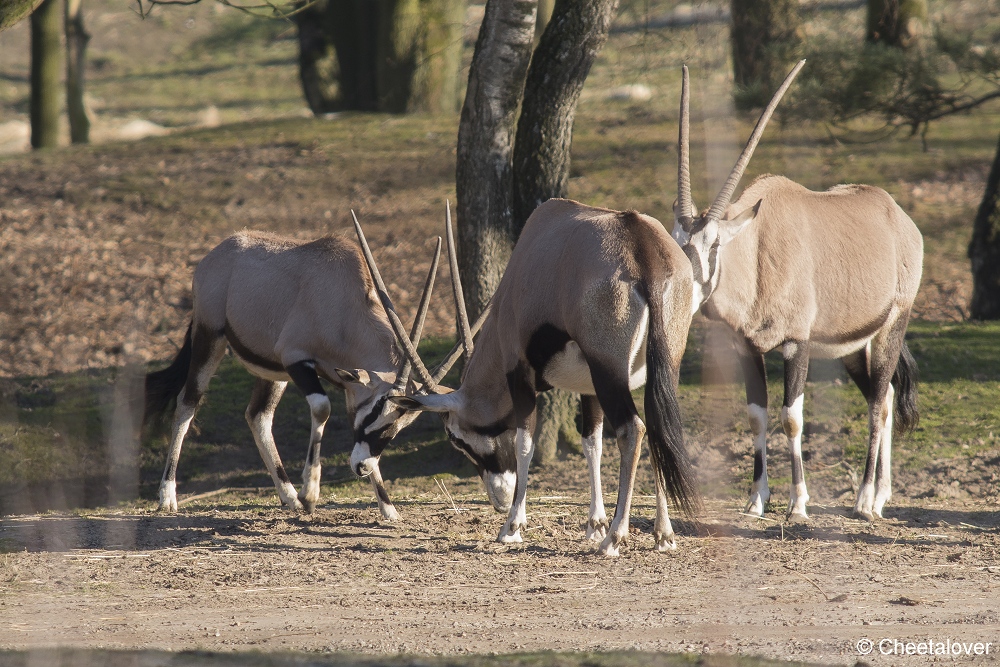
(353, 203, 700, 557)
(672, 61, 922, 521)
(144, 228, 442, 519)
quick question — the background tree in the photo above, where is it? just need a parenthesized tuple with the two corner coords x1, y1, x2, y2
(0, 0, 42, 31)
(969, 133, 1000, 319)
(457, 0, 620, 465)
(730, 0, 801, 109)
(512, 0, 619, 463)
(65, 0, 89, 143)
(294, 0, 463, 115)
(30, 0, 60, 149)
(866, 0, 927, 48)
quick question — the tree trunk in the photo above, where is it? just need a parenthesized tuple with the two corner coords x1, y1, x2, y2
(866, 0, 927, 48)
(455, 0, 537, 319)
(534, 0, 553, 43)
(969, 133, 1000, 320)
(730, 0, 801, 110)
(296, 0, 463, 115)
(30, 0, 60, 149)
(509, 0, 619, 464)
(64, 0, 88, 144)
(0, 0, 42, 32)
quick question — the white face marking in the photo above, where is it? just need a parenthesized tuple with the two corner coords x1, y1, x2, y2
(671, 223, 690, 245)
(350, 441, 377, 477)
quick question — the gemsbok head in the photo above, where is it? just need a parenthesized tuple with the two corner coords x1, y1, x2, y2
(143, 227, 441, 519)
(354, 202, 700, 557)
(673, 61, 922, 521)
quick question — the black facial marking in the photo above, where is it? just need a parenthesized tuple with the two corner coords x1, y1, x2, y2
(355, 396, 393, 456)
(472, 415, 514, 438)
(525, 324, 572, 392)
(286, 360, 326, 397)
(224, 321, 285, 373)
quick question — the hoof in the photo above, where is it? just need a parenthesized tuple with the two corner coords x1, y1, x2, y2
(654, 532, 677, 552)
(156, 500, 177, 513)
(853, 506, 876, 522)
(744, 493, 768, 517)
(585, 518, 608, 542)
(380, 505, 401, 522)
(597, 534, 624, 558)
(785, 510, 810, 523)
(298, 495, 316, 515)
(498, 521, 525, 544)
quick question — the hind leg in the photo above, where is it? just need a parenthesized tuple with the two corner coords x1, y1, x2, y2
(580, 395, 608, 541)
(738, 349, 770, 517)
(158, 324, 227, 512)
(853, 322, 906, 520)
(245, 378, 303, 511)
(782, 341, 810, 519)
(286, 361, 330, 514)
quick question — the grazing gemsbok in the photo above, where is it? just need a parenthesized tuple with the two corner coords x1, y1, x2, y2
(354, 203, 699, 557)
(144, 228, 442, 518)
(672, 62, 922, 521)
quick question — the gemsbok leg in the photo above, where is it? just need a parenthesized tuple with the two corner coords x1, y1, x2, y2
(285, 360, 333, 514)
(498, 364, 538, 544)
(159, 325, 228, 511)
(738, 350, 770, 517)
(580, 395, 608, 541)
(781, 341, 811, 519)
(244, 378, 302, 511)
(853, 318, 908, 520)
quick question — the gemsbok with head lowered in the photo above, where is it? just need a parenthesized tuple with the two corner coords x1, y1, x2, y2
(353, 203, 700, 557)
(672, 61, 922, 521)
(144, 228, 441, 518)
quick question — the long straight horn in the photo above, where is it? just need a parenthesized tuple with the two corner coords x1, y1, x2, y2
(430, 298, 492, 385)
(394, 236, 441, 392)
(351, 210, 438, 391)
(704, 59, 806, 223)
(677, 64, 693, 224)
(445, 200, 475, 364)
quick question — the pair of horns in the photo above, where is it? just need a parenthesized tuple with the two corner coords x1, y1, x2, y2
(678, 59, 805, 227)
(353, 202, 488, 394)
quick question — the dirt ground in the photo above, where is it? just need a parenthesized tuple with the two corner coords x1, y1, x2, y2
(1, 452, 999, 666)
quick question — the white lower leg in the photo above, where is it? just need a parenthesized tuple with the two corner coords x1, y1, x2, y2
(247, 400, 301, 511)
(782, 395, 809, 518)
(873, 385, 894, 518)
(581, 427, 607, 541)
(368, 465, 399, 522)
(598, 420, 643, 558)
(498, 426, 533, 544)
(653, 481, 676, 552)
(299, 393, 330, 512)
(745, 403, 770, 516)
(158, 398, 196, 512)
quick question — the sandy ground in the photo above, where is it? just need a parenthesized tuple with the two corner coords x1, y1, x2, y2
(1, 457, 998, 666)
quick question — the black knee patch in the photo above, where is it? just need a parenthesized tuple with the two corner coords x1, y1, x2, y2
(286, 360, 326, 397)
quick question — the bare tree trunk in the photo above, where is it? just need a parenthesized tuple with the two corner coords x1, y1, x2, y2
(0, 0, 43, 32)
(969, 133, 1000, 320)
(866, 0, 927, 48)
(455, 0, 537, 319)
(730, 0, 800, 110)
(510, 0, 619, 464)
(30, 0, 60, 149)
(64, 0, 88, 144)
(295, 0, 340, 115)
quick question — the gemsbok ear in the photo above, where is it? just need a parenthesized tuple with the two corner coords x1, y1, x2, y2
(335, 368, 373, 387)
(388, 392, 459, 413)
(718, 199, 761, 245)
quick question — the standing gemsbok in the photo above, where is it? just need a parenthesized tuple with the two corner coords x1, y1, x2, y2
(144, 228, 441, 518)
(672, 62, 922, 521)
(353, 203, 699, 557)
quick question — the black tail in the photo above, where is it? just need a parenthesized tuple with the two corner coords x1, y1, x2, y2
(644, 284, 701, 516)
(892, 341, 919, 435)
(143, 322, 193, 431)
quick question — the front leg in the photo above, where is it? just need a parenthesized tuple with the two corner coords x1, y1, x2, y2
(286, 361, 331, 514)
(368, 464, 400, 522)
(739, 351, 770, 517)
(580, 396, 608, 541)
(499, 364, 537, 544)
(782, 341, 810, 520)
